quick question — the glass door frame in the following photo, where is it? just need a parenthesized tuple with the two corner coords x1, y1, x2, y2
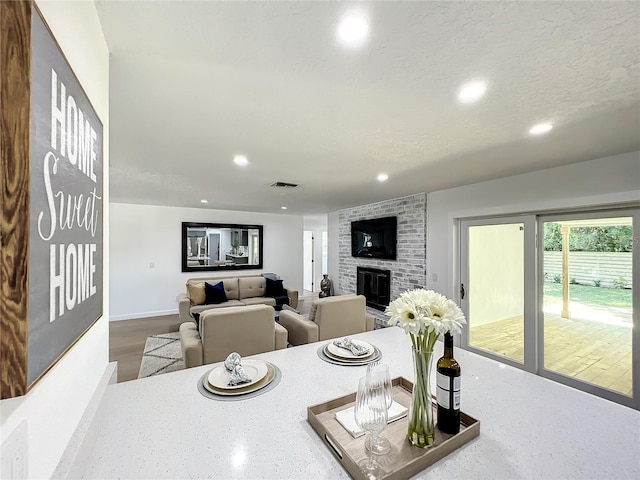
(459, 215, 538, 374)
(537, 208, 639, 410)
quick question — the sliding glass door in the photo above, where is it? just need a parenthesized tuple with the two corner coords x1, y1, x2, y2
(459, 209, 639, 409)
(539, 211, 637, 405)
(459, 216, 537, 372)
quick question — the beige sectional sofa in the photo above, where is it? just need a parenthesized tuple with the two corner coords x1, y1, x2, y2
(178, 275, 298, 325)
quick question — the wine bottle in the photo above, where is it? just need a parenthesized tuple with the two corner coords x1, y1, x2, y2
(436, 332, 461, 434)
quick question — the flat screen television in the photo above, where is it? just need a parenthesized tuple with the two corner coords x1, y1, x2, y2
(351, 216, 397, 260)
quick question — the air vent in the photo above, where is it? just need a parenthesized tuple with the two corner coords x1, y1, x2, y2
(269, 181, 298, 188)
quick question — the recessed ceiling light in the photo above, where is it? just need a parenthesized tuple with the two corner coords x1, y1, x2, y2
(529, 123, 553, 135)
(233, 154, 249, 166)
(281, 206, 287, 210)
(200, 199, 208, 204)
(337, 14, 369, 48)
(457, 81, 487, 104)
(377, 173, 388, 182)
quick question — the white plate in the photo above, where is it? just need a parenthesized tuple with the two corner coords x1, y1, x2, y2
(203, 363, 275, 396)
(324, 345, 379, 363)
(327, 339, 375, 359)
(207, 359, 269, 390)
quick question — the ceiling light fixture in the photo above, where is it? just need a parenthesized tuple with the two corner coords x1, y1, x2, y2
(200, 199, 208, 204)
(377, 173, 388, 182)
(233, 154, 249, 166)
(457, 81, 487, 104)
(529, 123, 553, 135)
(337, 13, 369, 48)
(281, 206, 288, 210)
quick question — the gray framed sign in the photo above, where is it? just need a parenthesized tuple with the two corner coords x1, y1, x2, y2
(0, 2, 103, 398)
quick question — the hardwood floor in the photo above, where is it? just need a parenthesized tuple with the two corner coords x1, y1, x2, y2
(109, 314, 182, 383)
(470, 313, 633, 396)
(109, 291, 319, 383)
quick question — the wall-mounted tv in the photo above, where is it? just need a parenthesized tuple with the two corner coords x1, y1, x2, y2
(351, 216, 397, 260)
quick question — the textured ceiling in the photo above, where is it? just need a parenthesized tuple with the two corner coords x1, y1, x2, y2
(96, 1, 640, 215)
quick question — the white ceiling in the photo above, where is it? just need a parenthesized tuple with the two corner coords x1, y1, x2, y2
(96, 1, 640, 215)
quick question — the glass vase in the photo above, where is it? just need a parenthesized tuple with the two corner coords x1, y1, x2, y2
(408, 346, 435, 448)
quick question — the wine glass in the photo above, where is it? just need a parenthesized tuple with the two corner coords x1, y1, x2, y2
(354, 376, 388, 479)
(365, 362, 393, 455)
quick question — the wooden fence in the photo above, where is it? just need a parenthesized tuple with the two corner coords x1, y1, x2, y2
(544, 251, 632, 288)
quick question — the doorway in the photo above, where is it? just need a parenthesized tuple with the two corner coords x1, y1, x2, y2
(303, 230, 314, 292)
(459, 209, 638, 409)
(459, 216, 536, 371)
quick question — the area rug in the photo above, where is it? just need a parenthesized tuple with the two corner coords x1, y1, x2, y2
(137, 332, 185, 379)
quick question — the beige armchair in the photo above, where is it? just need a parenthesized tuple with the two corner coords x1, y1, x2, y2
(179, 304, 288, 368)
(279, 294, 374, 346)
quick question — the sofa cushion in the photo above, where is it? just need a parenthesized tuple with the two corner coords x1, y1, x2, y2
(240, 297, 277, 307)
(238, 277, 266, 299)
(205, 281, 228, 304)
(265, 277, 286, 297)
(186, 282, 206, 306)
(191, 300, 244, 316)
(217, 278, 240, 300)
(308, 301, 319, 322)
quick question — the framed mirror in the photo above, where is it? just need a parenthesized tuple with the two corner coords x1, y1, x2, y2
(182, 222, 263, 272)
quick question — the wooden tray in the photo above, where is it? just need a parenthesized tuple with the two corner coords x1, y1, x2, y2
(307, 377, 480, 480)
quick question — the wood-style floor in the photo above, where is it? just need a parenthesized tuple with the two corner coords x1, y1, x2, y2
(470, 314, 633, 396)
(109, 291, 318, 383)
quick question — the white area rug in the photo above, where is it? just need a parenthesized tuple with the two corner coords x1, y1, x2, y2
(137, 332, 185, 379)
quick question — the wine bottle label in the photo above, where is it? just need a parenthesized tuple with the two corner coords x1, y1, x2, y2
(436, 372, 460, 410)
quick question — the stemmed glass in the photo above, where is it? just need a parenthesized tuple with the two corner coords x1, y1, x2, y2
(354, 376, 388, 479)
(365, 362, 393, 455)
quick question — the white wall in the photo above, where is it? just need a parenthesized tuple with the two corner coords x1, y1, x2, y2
(109, 203, 304, 319)
(0, 2, 110, 478)
(328, 211, 341, 293)
(469, 224, 525, 326)
(427, 151, 640, 300)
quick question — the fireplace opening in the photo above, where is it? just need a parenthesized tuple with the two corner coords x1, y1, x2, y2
(357, 267, 391, 311)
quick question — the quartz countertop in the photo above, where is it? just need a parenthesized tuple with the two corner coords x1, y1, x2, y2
(81, 327, 639, 479)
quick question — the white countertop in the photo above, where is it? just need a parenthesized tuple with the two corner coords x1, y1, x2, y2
(81, 327, 640, 479)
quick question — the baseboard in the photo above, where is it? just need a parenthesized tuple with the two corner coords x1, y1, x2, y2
(52, 362, 117, 479)
(109, 309, 178, 321)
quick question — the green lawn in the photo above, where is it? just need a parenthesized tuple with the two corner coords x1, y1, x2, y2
(544, 283, 632, 308)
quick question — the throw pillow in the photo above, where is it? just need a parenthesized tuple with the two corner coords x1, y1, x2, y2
(265, 277, 286, 297)
(205, 281, 228, 304)
(271, 295, 289, 311)
(186, 282, 206, 305)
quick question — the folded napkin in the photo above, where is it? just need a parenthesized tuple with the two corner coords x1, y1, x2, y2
(224, 352, 251, 386)
(335, 401, 408, 438)
(333, 337, 370, 356)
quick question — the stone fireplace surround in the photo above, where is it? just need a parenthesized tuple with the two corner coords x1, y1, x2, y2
(338, 193, 427, 326)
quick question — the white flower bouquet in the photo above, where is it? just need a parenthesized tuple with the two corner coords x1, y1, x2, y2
(385, 288, 466, 351)
(385, 289, 466, 448)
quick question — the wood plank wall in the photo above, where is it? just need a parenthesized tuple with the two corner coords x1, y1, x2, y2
(1, 0, 31, 399)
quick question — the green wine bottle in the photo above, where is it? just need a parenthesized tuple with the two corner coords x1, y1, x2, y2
(436, 332, 461, 434)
